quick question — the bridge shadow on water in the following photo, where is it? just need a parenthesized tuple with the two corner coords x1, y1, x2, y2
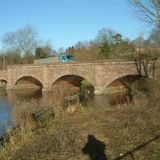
(82, 135, 108, 160)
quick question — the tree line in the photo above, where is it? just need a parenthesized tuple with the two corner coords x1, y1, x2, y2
(65, 25, 160, 61)
(66, 0, 160, 61)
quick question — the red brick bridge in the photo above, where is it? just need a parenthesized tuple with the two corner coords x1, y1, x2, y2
(0, 60, 159, 94)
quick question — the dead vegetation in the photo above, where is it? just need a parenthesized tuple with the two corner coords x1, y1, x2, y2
(0, 80, 160, 160)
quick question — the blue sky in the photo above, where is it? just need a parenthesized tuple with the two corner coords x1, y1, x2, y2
(0, 0, 150, 50)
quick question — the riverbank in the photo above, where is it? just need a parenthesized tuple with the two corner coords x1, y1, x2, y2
(0, 79, 160, 160)
(0, 95, 160, 160)
(0, 87, 6, 92)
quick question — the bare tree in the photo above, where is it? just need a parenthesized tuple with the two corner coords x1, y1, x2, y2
(128, 0, 160, 25)
(148, 24, 160, 47)
(96, 28, 116, 45)
(134, 35, 160, 78)
(2, 24, 39, 55)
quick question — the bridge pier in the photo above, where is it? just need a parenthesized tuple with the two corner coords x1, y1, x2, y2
(42, 87, 53, 92)
(6, 85, 14, 90)
(94, 86, 107, 95)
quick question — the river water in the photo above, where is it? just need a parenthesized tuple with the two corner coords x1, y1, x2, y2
(0, 89, 132, 137)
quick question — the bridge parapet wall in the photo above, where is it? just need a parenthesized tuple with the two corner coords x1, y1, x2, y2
(1, 60, 159, 94)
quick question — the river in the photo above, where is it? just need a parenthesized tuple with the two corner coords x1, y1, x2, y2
(0, 89, 132, 137)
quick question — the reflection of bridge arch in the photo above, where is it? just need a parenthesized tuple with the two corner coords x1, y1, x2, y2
(15, 75, 43, 89)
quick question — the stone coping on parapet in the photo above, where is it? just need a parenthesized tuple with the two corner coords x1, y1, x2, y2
(6, 60, 136, 68)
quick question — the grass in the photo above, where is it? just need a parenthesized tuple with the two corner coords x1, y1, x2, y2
(0, 86, 6, 92)
(131, 77, 160, 95)
(0, 79, 160, 160)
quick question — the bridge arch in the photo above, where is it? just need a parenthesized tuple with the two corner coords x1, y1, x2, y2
(105, 73, 143, 94)
(106, 73, 142, 87)
(52, 74, 94, 95)
(15, 75, 43, 89)
(0, 79, 7, 87)
(0, 78, 7, 83)
(51, 73, 95, 87)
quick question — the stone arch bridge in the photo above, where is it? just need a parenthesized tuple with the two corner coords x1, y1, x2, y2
(0, 60, 158, 94)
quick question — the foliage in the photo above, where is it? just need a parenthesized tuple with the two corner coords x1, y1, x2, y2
(23, 52, 35, 64)
(131, 77, 160, 95)
(96, 28, 117, 58)
(0, 86, 6, 92)
(35, 47, 51, 59)
(0, 50, 23, 69)
(0, 26, 54, 66)
(65, 28, 134, 61)
(66, 42, 102, 61)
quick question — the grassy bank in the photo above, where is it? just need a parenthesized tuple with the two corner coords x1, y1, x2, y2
(0, 79, 160, 160)
(131, 77, 160, 96)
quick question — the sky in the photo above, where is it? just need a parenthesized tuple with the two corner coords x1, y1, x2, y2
(0, 0, 150, 50)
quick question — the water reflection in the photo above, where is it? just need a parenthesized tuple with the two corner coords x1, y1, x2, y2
(3, 90, 133, 107)
(83, 93, 132, 107)
(6, 89, 42, 103)
(0, 98, 12, 137)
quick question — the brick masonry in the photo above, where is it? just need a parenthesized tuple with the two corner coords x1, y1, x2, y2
(0, 61, 159, 94)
